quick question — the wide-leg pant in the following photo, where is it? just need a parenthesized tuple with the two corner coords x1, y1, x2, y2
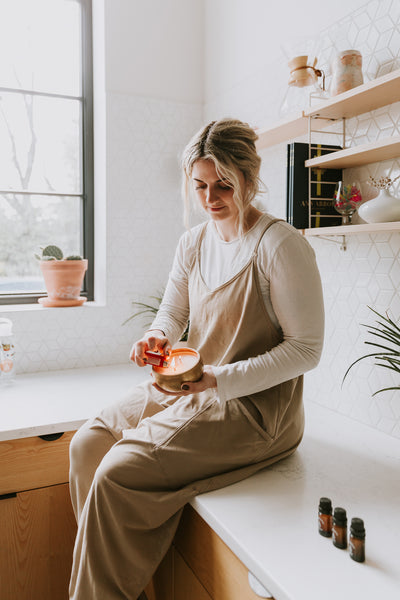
(69, 381, 301, 600)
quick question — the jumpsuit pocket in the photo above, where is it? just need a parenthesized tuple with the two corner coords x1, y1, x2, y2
(237, 393, 280, 443)
(238, 378, 302, 444)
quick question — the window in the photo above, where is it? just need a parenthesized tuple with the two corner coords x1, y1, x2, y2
(0, 0, 93, 304)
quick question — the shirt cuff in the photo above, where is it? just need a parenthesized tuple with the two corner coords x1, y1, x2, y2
(211, 365, 231, 405)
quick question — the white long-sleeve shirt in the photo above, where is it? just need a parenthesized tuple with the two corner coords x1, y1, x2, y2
(151, 213, 324, 403)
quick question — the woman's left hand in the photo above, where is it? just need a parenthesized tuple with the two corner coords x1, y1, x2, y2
(151, 365, 217, 396)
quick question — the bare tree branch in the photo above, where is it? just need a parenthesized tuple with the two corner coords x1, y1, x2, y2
(0, 101, 24, 183)
(14, 67, 37, 188)
(21, 92, 37, 187)
(0, 68, 37, 218)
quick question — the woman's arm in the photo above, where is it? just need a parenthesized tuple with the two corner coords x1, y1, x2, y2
(150, 231, 194, 347)
(212, 230, 325, 403)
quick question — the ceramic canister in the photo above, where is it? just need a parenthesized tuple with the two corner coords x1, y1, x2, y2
(358, 189, 400, 223)
(330, 50, 363, 96)
(152, 347, 203, 392)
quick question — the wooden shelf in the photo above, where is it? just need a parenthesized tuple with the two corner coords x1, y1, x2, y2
(255, 69, 400, 150)
(304, 135, 400, 169)
(304, 69, 400, 121)
(255, 69, 400, 238)
(303, 221, 400, 237)
(255, 112, 333, 150)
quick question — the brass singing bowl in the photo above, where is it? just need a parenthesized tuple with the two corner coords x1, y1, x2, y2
(152, 347, 203, 393)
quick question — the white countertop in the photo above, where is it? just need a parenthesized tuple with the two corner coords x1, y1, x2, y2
(1, 365, 399, 600)
(0, 363, 148, 440)
(193, 403, 400, 600)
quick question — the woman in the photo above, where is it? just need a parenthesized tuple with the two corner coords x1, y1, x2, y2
(69, 118, 324, 600)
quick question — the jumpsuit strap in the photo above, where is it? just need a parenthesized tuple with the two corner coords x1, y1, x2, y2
(252, 218, 284, 259)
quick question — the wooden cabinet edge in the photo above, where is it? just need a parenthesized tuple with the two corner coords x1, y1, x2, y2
(174, 505, 272, 600)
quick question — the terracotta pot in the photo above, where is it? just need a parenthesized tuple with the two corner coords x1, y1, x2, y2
(39, 259, 88, 307)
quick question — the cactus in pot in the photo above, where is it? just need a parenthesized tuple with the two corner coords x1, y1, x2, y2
(35, 245, 88, 307)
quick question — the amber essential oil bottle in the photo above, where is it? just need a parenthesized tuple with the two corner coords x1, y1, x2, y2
(349, 518, 365, 562)
(318, 497, 333, 537)
(332, 507, 347, 549)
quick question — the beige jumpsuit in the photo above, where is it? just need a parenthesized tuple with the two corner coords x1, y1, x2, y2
(69, 219, 304, 600)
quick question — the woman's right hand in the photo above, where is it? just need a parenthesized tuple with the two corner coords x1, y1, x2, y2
(129, 330, 172, 367)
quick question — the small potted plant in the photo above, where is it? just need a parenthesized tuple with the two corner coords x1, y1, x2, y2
(35, 245, 88, 307)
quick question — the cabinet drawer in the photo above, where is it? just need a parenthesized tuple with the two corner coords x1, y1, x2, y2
(0, 431, 75, 495)
(0, 482, 77, 600)
(175, 505, 273, 600)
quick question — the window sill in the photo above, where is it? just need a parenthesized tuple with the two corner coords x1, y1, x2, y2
(0, 300, 106, 313)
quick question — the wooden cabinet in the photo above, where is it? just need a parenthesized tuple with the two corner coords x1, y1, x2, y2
(146, 505, 273, 600)
(1, 433, 271, 600)
(0, 432, 77, 600)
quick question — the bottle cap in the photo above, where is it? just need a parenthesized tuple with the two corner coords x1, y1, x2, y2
(0, 318, 13, 336)
(319, 497, 332, 514)
(333, 507, 347, 526)
(350, 517, 365, 538)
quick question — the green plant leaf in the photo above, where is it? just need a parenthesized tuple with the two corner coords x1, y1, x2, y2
(368, 306, 400, 334)
(372, 386, 400, 396)
(375, 358, 400, 373)
(364, 326, 400, 346)
(122, 292, 164, 327)
(342, 352, 383, 384)
(122, 290, 189, 342)
(366, 323, 400, 340)
(42, 245, 63, 260)
(364, 340, 400, 354)
(343, 307, 400, 395)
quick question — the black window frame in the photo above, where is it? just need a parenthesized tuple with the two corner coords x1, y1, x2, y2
(0, 0, 94, 305)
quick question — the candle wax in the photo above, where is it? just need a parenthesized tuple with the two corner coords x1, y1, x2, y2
(159, 352, 198, 374)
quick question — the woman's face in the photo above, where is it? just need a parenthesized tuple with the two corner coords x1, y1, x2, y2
(191, 159, 244, 224)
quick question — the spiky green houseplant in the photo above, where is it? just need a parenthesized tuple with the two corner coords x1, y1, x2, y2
(123, 290, 189, 342)
(343, 307, 400, 396)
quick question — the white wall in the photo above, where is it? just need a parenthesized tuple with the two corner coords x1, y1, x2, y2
(105, 0, 204, 102)
(204, 0, 368, 103)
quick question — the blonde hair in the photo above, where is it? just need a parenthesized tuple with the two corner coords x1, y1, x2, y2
(181, 118, 263, 237)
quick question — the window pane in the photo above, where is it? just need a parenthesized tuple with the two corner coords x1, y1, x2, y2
(0, 0, 82, 96)
(0, 92, 81, 193)
(0, 193, 82, 294)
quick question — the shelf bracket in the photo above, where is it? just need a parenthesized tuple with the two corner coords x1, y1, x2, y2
(316, 235, 347, 250)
